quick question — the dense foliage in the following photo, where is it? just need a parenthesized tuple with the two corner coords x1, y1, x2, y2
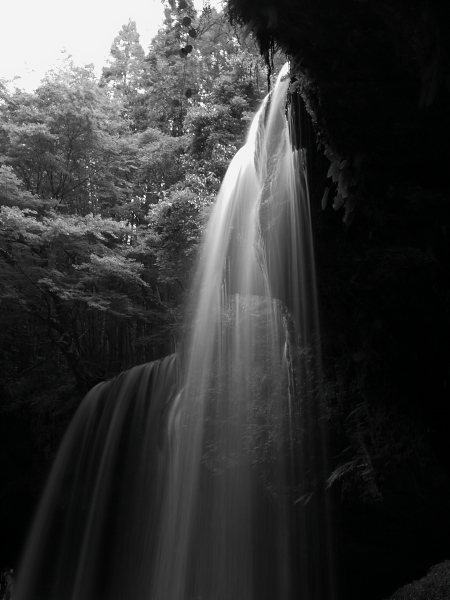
(0, 1, 268, 406)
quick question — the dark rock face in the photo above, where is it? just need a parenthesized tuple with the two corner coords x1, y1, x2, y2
(229, 0, 450, 181)
(317, 180, 450, 599)
(228, 0, 450, 598)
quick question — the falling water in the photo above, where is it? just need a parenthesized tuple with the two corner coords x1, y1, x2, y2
(14, 64, 335, 600)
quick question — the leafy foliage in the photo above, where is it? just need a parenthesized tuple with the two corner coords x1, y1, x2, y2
(0, 62, 135, 216)
(0, 203, 166, 388)
(0, 3, 269, 404)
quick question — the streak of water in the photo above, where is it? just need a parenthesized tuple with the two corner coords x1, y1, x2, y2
(15, 63, 335, 600)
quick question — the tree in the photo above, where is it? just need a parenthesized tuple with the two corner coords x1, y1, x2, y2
(0, 201, 175, 391)
(102, 20, 146, 93)
(100, 20, 148, 131)
(0, 59, 136, 216)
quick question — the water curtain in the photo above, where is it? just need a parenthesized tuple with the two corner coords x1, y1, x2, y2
(15, 63, 335, 600)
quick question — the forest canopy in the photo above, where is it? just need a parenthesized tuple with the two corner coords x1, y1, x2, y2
(0, 1, 272, 409)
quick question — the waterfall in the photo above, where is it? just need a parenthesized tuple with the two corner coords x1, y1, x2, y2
(14, 63, 335, 600)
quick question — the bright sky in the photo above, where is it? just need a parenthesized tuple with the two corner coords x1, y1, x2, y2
(1, 0, 218, 91)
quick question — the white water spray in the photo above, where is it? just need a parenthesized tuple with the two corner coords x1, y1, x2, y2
(14, 63, 335, 600)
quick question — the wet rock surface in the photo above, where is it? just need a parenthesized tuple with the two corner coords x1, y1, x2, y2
(230, 0, 450, 597)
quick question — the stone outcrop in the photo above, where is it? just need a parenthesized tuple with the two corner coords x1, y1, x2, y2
(228, 1, 450, 598)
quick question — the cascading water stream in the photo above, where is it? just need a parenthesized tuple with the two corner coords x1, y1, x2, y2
(14, 63, 335, 600)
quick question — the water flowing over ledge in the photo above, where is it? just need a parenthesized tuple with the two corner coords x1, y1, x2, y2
(15, 64, 336, 600)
